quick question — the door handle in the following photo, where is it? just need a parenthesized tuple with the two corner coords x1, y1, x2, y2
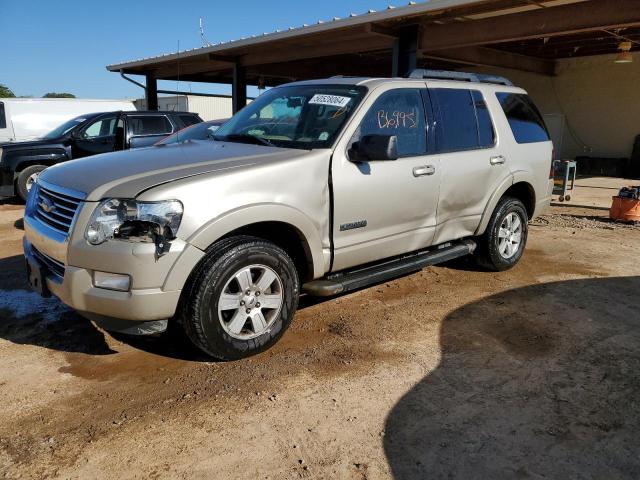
(413, 165, 436, 177)
(490, 155, 506, 165)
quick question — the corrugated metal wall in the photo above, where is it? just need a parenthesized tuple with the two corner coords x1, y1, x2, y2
(135, 95, 251, 121)
(186, 96, 234, 121)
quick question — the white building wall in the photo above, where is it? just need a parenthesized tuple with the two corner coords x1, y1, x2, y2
(186, 95, 234, 121)
(134, 95, 237, 121)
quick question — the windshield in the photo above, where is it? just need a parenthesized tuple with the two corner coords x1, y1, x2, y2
(157, 121, 222, 145)
(214, 84, 367, 150)
(42, 116, 88, 139)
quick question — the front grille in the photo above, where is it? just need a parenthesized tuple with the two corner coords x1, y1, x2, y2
(35, 186, 82, 235)
(32, 245, 65, 279)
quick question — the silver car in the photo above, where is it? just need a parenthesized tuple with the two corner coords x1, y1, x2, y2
(23, 70, 553, 359)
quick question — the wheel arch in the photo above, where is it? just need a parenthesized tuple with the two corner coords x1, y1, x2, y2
(476, 175, 536, 236)
(187, 204, 326, 282)
(7, 150, 68, 174)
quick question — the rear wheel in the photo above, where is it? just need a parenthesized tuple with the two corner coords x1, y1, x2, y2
(476, 197, 528, 271)
(17, 165, 46, 201)
(178, 236, 299, 360)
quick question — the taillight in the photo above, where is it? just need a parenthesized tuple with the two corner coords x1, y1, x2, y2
(549, 149, 555, 179)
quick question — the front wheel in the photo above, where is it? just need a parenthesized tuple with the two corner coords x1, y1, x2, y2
(17, 165, 46, 202)
(475, 197, 528, 271)
(178, 236, 299, 360)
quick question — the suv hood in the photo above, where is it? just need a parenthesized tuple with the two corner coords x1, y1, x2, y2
(0, 138, 63, 150)
(39, 140, 306, 201)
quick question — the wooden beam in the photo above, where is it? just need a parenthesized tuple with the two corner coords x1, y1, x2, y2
(421, 0, 640, 51)
(246, 54, 393, 80)
(423, 46, 556, 75)
(364, 23, 398, 39)
(239, 34, 394, 67)
(208, 53, 236, 64)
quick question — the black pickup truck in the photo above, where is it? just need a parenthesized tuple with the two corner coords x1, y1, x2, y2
(0, 110, 202, 200)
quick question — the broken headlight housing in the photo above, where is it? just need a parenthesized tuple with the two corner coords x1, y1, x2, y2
(85, 199, 183, 252)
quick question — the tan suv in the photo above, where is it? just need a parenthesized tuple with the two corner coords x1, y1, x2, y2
(23, 70, 553, 359)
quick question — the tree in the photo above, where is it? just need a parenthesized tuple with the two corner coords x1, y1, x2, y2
(0, 84, 16, 98)
(43, 92, 76, 98)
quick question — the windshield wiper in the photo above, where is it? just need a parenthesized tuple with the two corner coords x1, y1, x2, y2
(214, 134, 276, 148)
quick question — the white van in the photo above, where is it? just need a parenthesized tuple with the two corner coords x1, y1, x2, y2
(0, 98, 136, 143)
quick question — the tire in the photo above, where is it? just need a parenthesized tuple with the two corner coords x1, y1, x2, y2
(17, 165, 46, 202)
(178, 235, 300, 360)
(475, 197, 529, 272)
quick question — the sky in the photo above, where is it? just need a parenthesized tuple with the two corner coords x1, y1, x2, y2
(1, 0, 418, 100)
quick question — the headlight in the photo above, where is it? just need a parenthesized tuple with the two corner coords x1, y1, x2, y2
(85, 198, 183, 246)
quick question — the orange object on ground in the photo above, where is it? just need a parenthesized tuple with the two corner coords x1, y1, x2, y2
(610, 196, 640, 223)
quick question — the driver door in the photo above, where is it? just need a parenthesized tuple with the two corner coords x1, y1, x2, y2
(331, 86, 441, 271)
(72, 114, 119, 158)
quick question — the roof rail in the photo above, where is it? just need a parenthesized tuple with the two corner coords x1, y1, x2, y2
(408, 69, 513, 86)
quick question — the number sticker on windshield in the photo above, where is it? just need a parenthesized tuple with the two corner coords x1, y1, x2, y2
(309, 94, 352, 108)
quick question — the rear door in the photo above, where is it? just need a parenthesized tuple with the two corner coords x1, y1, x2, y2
(428, 85, 510, 244)
(331, 85, 441, 271)
(127, 115, 175, 148)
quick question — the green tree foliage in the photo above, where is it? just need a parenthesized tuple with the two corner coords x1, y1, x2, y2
(42, 92, 76, 98)
(0, 84, 16, 98)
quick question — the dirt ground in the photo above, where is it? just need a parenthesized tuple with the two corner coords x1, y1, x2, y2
(1, 180, 639, 479)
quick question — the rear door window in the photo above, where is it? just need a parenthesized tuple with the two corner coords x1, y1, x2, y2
(128, 115, 173, 136)
(81, 115, 117, 138)
(352, 88, 427, 157)
(431, 88, 497, 152)
(496, 92, 549, 144)
(432, 88, 480, 152)
(0, 102, 6, 129)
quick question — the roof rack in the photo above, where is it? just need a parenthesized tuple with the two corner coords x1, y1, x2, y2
(408, 69, 513, 86)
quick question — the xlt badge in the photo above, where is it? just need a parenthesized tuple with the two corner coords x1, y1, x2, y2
(340, 220, 367, 231)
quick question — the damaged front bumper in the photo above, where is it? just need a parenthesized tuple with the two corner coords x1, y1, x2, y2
(23, 206, 205, 334)
(24, 236, 181, 321)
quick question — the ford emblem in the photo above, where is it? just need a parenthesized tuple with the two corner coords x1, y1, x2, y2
(39, 197, 56, 214)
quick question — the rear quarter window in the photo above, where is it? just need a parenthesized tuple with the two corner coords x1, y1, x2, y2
(0, 102, 6, 129)
(496, 92, 550, 144)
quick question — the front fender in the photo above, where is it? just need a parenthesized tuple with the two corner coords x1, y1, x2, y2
(187, 203, 326, 279)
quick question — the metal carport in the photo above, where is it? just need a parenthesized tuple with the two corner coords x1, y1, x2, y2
(107, 0, 640, 168)
(107, 0, 640, 110)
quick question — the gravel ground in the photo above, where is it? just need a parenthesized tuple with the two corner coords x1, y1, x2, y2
(0, 200, 639, 479)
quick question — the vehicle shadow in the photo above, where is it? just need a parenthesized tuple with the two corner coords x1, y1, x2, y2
(384, 276, 640, 479)
(0, 247, 349, 361)
(0, 254, 115, 355)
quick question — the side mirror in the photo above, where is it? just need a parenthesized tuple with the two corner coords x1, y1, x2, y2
(349, 134, 399, 162)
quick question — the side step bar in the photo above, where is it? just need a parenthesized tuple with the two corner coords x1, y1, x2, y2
(303, 239, 476, 297)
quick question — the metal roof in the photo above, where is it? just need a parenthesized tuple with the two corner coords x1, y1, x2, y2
(106, 0, 487, 71)
(106, 0, 640, 88)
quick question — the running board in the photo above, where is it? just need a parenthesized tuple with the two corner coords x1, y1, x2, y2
(303, 239, 476, 297)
